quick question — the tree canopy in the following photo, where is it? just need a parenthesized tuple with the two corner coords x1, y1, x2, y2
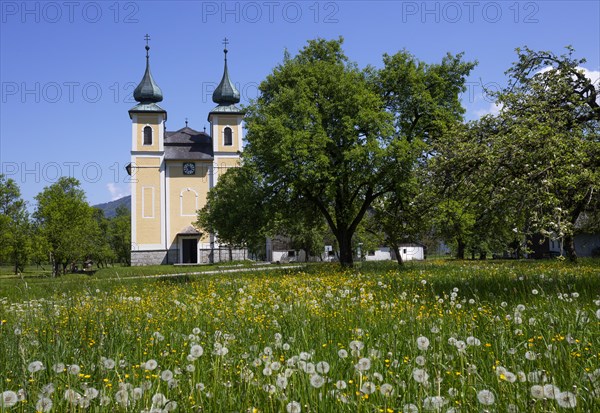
(242, 38, 475, 266)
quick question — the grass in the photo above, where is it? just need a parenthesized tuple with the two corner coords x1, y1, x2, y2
(0, 259, 598, 412)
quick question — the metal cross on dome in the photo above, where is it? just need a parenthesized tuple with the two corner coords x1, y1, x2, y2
(222, 37, 229, 50)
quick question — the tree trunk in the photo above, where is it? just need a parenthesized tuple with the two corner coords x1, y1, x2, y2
(456, 239, 465, 260)
(392, 244, 403, 266)
(479, 251, 487, 260)
(336, 229, 354, 267)
(564, 234, 577, 262)
(228, 246, 233, 262)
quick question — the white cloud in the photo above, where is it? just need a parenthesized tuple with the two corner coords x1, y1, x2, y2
(106, 183, 130, 201)
(474, 101, 503, 117)
(578, 67, 600, 85)
(538, 65, 599, 85)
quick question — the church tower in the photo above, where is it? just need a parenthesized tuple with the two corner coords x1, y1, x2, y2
(208, 38, 243, 185)
(129, 36, 168, 265)
(129, 37, 244, 265)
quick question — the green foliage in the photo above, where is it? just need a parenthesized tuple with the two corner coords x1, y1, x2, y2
(432, 47, 599, 261)
(33, 177, 97, 275)
(243, 38, 475, 267)
(109, 205, 131, 265)
(197, 166, 267, 255)
(0, 174, 33, 273)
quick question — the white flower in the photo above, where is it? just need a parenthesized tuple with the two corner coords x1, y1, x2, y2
(361, 381, 376, 394)
(102, 357, 116, 369)
(152, 393, 167, 407)
(335, 380, 347, 390)
(36, 397, 53, 412)
(28, 360, 45, 373)
(160, 369, 173, 381)
(286, 401, 302, 413)
(84, 387, 99, 399)
(67, 364, 80, 375)
(503, 371, 517, 383)
(164, 400, 178, 411)
(310, 374, 325, 388)
(64, 389, 80, 403)
(477, 389, 495, 405)
(52, 363, 65, 373)
(115, 389, 129, 406)
(455, 340, 466, 352)
(415, 355, 426, 366)
(316, 361, 330, 374)
(403, 404, 419, 413)
(349, 340, 364, 351)
(555, 391, 577, 408)
(380, 383, 394, 396)
(1, 391, 18, 408)
(416, 336, 430, 351)
(338, 349, 348, 359)
(132, 387, 143, 400)
(41, 383, 55, 395)
(412, 368, 429, 383)
(303, 362, 315, 374)
(355, 357, 371, 372)
(530, 385, 544, 399)
(466, 336, 481, 346)
(144, 359, 158, 371)
(423, 396, 447, 410)
(525, 351, 537, 361)
(189, 344, 203, 357)
(543, 384, 560, 399)
(276, 375, 288, 389)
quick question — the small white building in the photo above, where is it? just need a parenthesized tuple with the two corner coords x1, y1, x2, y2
(365, 244, 425, 262)
(396, 243, 425, 261)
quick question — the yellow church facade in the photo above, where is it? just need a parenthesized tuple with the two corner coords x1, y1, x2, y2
(128, 39, 243, 265)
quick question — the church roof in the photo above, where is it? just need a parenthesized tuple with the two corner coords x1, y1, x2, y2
(212, 47, 240, 106)
(164, 126, 213, 160)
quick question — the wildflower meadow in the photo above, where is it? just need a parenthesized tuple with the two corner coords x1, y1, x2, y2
(0, 260, 599, 412)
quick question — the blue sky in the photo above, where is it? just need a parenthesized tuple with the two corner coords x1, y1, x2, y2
(1, 0, 599, 207)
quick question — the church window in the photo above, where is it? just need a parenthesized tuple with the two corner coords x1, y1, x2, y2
(224, 127, 233, 146)
(143, 126, 152, 145)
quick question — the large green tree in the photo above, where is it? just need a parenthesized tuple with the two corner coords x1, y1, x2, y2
(109, 205, 131, 266)
(493, 47, 599, 260)
(0, 175, 33, 273)
(244, 38, 475, 266)
(197, 166, 267, 259)
(434, 47, 599, 261)
(33, 177, 97, 275)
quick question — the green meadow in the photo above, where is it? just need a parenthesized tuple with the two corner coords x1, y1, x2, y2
(1, 260, 599, 412)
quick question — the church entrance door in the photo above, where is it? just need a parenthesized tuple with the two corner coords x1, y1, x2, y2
(182, 239, 198, 263)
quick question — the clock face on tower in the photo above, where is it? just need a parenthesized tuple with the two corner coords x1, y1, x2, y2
(183, 162, 196, 175)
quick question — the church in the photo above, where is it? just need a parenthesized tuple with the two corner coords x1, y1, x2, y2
(128, 37, 243, 265)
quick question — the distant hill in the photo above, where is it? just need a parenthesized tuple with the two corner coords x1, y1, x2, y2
(94, 195, 131, 218)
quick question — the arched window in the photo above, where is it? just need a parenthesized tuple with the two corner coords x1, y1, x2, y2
(224, 127, 232, 146)
(143, 126, 152, 145)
